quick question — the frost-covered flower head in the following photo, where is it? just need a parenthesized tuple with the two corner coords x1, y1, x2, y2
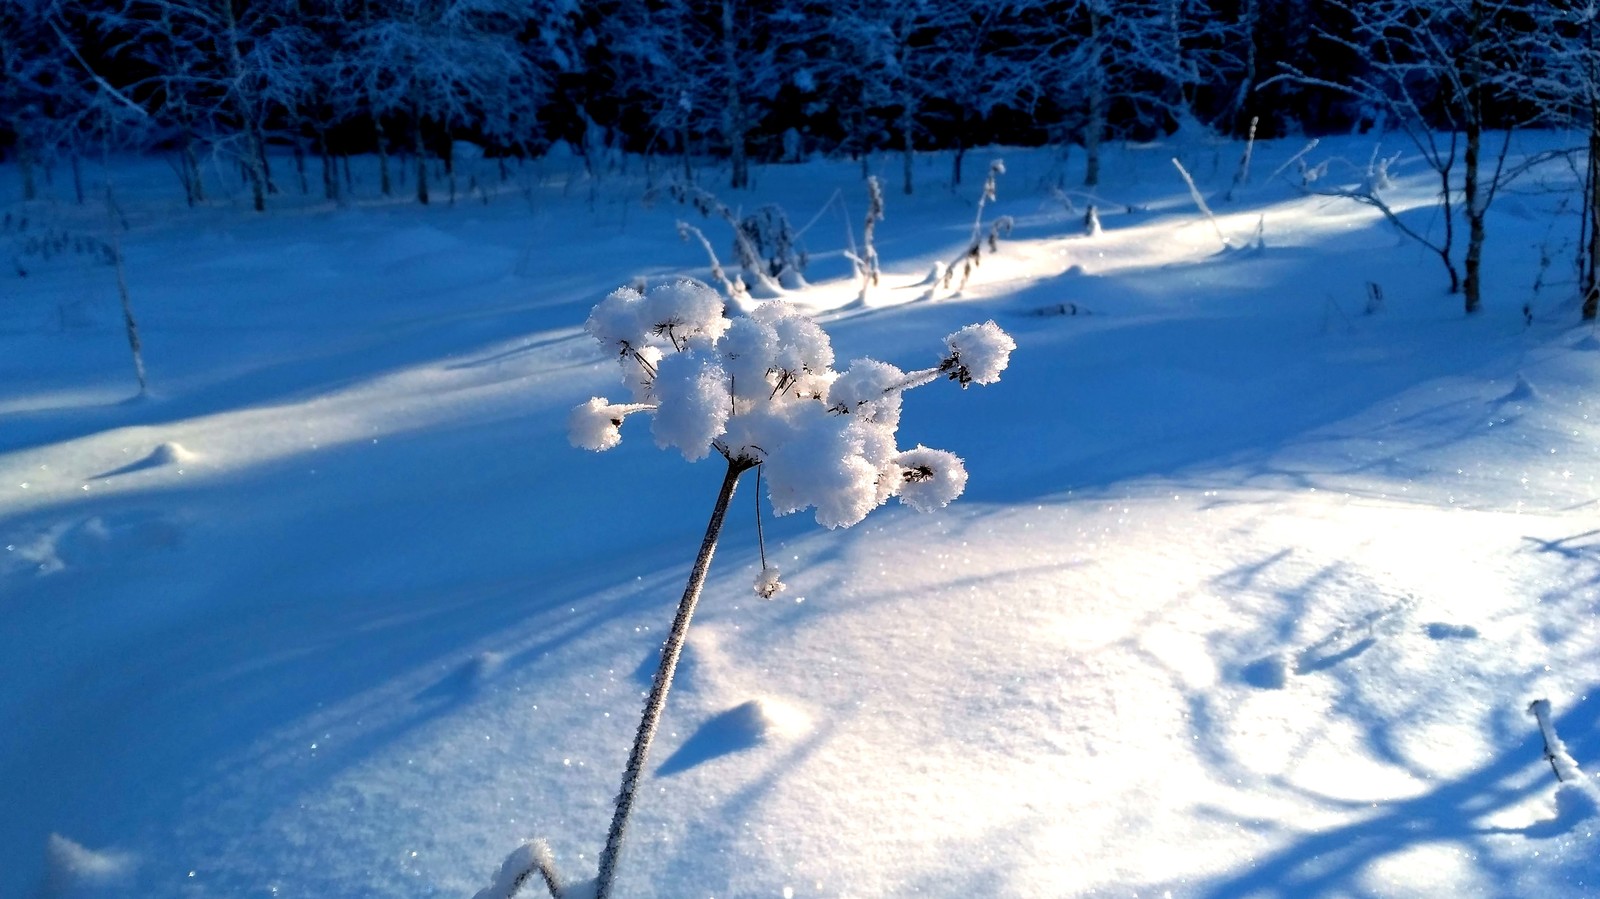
(571, 279, 1014, 530)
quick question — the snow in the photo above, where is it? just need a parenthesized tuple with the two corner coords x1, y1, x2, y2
(3, 135, 1600, 898)
(44, 833, 137, 897)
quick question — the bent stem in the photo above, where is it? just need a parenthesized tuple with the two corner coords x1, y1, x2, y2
(595, 456, 755, 899)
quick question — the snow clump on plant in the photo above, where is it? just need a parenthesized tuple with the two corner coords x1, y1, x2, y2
(570, 279, 1014, 529)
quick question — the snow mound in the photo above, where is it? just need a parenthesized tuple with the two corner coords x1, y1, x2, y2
(94, 442, 198, 478)
(1496, 373, 1542, 404)
(472, 839, 560, 899)
(1574, 334, 1600, 352)
(147, 442, 197, 465)
(44, 833, 134, 897)
(657, 698, 811, 775)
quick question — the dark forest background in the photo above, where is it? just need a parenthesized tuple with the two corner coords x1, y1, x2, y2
(4, 1, 1592, 199)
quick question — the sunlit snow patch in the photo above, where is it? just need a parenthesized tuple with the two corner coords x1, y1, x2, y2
(43, 833, 135, 897)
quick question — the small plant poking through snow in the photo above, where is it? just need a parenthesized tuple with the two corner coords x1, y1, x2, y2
(538, 279, 1012, 899)
(941, 160, 1014, 292)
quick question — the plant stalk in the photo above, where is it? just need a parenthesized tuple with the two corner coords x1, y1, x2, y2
(595, 457, 753, 898)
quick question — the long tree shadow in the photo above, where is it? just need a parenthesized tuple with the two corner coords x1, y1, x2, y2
(1195, 693, 1600, 899)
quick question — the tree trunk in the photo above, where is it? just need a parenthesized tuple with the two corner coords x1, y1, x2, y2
(1461, 3, 1484, 315)
(681, 121, 693, 183)
(1084, 76, 1104, 187)
(376, 116, 392, 196)
(444, 136, 456, 205)
(182, 134, 204, 205)
(722, 0, 749, 189)
(1236, 0, 1259, 134)
(900, 90, 915, 195)
(1463, 122, 1483, 314)
(320, 130, 338, 201)
(294, 144, 309, 195)
(1437, 134, 1460, 295)
(1084, 5, 1105, 187)
(594, 458, 753, 899)
(1584, 116, 1600, 320)
(217, 1, 268, 211)
(414, 113, 430, 205)
(951, 108, 966, 187)
(18, 137, 37, 201)
(70, 151, 84, 205)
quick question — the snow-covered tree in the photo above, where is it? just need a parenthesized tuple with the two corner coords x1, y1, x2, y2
(824, 0, 964, 195)
(2, 2, 55, 201)
(343, 0, 548, 204)
(87, 0, 303, 210)
(595, 0, 791, 189)
(1025, 0, 1221, 186)
(3, 1, 141, 204)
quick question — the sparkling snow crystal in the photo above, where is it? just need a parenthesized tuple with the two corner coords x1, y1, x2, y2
(571, 279, 1013, 528)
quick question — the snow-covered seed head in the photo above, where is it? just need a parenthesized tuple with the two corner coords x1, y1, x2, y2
(895, 446, 968, 512)
(585, 280, 728, 358)
(754, 566, 786, 599)
(941, 321, 1016, 387)
(645, 280, 729, 349)
(827, 358, 906, 425)
(569, 398, 654, 452)
(649, 350, 731, 462)
(573, 281, 1013, 529)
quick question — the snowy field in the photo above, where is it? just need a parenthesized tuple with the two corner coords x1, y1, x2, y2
(3, 133, 1599, 898)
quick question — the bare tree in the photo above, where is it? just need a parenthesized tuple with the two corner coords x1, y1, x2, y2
(1522, 0, 1600, 320)
(1280, 0, 1530, 314)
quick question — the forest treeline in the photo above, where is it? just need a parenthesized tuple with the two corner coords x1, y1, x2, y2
(4, 1, 1595, 199)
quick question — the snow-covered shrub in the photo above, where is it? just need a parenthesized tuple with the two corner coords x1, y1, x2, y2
(738, 205, 808, 287)
(543, 279, 1014, 899)
(853, 176, 885, 301)
(665, 182, 785, 296)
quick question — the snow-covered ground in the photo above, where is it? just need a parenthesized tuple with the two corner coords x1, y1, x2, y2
(3, 134, 1598, 898)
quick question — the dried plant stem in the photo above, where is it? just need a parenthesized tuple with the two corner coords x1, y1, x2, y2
(595, 457, 755, 899)
(1528, 698, 1579, 784)
(1172, 157, 1231, 250)
(105, 183, 147, 395)
(1226, 116, 1259, 202)
(676, 220, 742, 299)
